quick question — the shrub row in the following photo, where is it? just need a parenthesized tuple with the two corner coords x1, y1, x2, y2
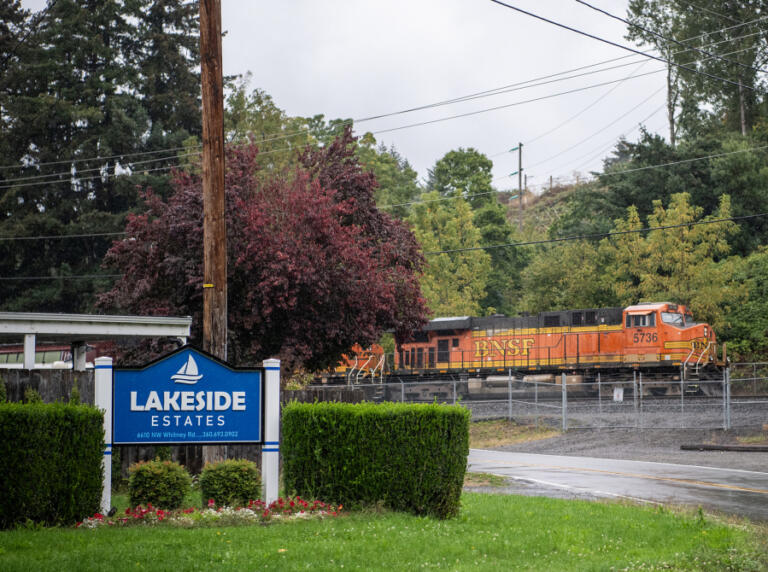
(128, 459, 261, 509)
(282, 401, 470, 519)
(0, 403, 103, 528)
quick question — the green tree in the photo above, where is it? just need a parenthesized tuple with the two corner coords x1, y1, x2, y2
(473, 201, 527, 315)
(427, 148, 524, 315)
(721, 247, 768, 359)
(132, 0, 200, 145)
(408, 192, 491, 316)
(224, 76, 313, 172)
(548, 181, 619, 240)
(626, 0, 690, 147)
(357, 138, 420, 220)
(520, 240, 615, 312)
(0, 0, 202, 313)
(680, 0, 768, 137)
(601, 193, 741, 330)
(427, 148, 495, 209)
(0, 0, 145, 312)
(708, 134, 768, 253)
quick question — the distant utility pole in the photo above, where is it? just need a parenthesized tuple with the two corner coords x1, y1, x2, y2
(517, 142, 523, 232)
(200, 0, 227, 464)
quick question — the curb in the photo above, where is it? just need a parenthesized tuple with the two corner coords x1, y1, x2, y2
(681, 444, 768, 452)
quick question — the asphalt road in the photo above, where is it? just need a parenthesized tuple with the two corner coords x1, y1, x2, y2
(467, 448, 768, 522)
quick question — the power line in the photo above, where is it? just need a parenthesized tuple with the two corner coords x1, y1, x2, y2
(538, 138, 768, 189)
(600, 143, 768, 178)
(0, 19, 762, 175)
(12, 38, 753, 189)
(523, 60, 652, 147)
(563, 105, 667, 173)
(487, 0, 757, 94)
(0, 274, 123, 282)
(0, 145, 201, 173)
(575, 0, 767, 75)
(0, 150, 200, 186)
(378, 186, 515, 211)
(527, 86, 665, 170)
(0, 231, 126, 242)
(425, 212, 767, 255)
(371, 72, 666, 136)
(3, 58, 647, 182)
(0, 144, 292, 191)
(0, 72, 669, 190)
(8, 138, 768, 239)
(495, 38, 762, 158)
(676, 1, 745, 25)
(0, 164, 183, 190)
(526, 42, 762, 174)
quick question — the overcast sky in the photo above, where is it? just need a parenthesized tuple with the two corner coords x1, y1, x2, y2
(22, 1, 668, 193)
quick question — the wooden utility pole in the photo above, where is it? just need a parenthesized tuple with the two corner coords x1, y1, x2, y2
(200, 0, 227, 464)
(517, 142, 523, 232)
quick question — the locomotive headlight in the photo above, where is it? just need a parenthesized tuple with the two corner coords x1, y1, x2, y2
(704, 327, 708, 336)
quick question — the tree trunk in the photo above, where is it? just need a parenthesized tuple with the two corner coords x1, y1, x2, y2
(667, 64, 676, 148)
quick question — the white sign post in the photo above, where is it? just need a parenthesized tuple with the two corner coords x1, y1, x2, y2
(94, 356, 113, 514)
(262, 358, 280, 504)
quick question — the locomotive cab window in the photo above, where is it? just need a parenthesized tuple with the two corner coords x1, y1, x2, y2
(661, 312, 684, 327)
(626, 313, 656, 328)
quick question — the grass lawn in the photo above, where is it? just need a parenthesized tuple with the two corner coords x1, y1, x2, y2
(737, 432, 768, 445)
(469, 419, 559, 449)
(1, 493, 765, 571)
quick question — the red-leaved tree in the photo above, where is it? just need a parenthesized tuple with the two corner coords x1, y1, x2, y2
(99, 130, 427, 370)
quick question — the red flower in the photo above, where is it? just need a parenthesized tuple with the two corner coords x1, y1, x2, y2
(208, 499, 215, 508)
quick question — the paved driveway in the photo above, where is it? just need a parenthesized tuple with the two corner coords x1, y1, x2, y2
(468, 448, 768, 522)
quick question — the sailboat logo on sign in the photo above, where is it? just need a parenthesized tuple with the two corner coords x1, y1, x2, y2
(170, 355, 204, 385)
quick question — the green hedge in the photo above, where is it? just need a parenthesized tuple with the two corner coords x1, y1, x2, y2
(282, 402, 469, 519)
(129, 460, 191, 510)
(201, 459, 261, 507)
(0, 402, 103, 528)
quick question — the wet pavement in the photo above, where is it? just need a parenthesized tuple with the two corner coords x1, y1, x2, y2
(468, 448, 768, 522)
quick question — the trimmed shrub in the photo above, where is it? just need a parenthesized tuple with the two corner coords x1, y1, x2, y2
(0, 402, 103, 528)
(282, 402, 469, 519)
(200, 459, 261, 507)
(128, 460, 191, 510)
(23, 387, 42, 403)
(69, 380, 81, 405)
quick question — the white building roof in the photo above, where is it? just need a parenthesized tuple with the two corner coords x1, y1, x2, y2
(0, 312, 191, 343)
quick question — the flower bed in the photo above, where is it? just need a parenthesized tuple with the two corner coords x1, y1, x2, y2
(76, 497, 342, 529)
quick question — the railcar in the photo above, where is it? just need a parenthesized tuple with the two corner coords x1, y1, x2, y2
(394, 302, 722, 389)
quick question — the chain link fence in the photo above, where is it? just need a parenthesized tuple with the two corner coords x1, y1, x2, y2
(344, 368, 768, 431)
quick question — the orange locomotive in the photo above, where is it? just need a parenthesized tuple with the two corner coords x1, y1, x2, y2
(325, 343, 386, 383)
(394, 302, 722, 382)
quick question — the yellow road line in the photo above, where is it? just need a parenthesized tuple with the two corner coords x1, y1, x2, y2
(475, 459, 768, 495)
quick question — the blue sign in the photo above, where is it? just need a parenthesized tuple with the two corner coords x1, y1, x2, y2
(113, 347, 262, 444)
